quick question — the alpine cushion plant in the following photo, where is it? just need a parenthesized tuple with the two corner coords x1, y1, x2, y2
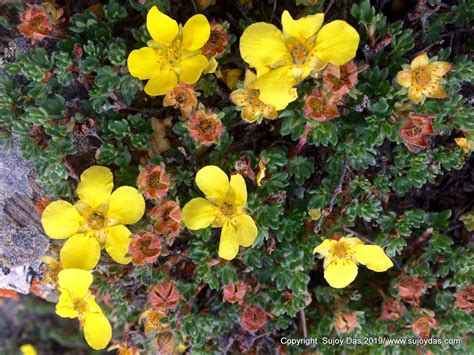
(239, 10, 359, 109)
(127, 6, 211, 96)
(41, 166, 145, 270)
(182, 165, 258, 260)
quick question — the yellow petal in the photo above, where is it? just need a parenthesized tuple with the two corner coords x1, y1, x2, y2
(341, 236, 363, 248)
(324, 260, 358, 288)
(60, 234, 101, 270)
(20, 344, 37, 355)
(178, 55, 209, 84)
(230, 174, 247, 208)
(105, 225, 132, 264)
(182, 197, 218, 230)
(408, 86, 423, 103)
(253, 66, 298, 110)
(107, 186, 145, 225)
(313, 239, 336, 256)
(127, 47, 159, 80)
(411, 53, 429, 70)
(281, 10, 324, 39)
(314, 20, 360, 65)
(423, 82, 447, 99)
(428, 61, 451, 77)
(235, 214, 258, 247)
(181, 14, 210, 51)
(243, 69, 257, 88)
(354, 244, 393, 272)
(57, 268, 92, 298)
(240, 22, 290, 69)
(84, 312, 112, 350)
(396, 70, 413, 87)
(145, 69, 179, 96)
(55, 291, 78, 318)
(195, 165, 230, 201)
(41, 200, 83, 239)
(147, 6, 178, 45)
(219, 222, 240, 260)
(77, 166, 114, 210)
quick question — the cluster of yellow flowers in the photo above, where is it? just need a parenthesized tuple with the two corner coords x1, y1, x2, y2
(35, 5, 461, 349)
(41, 166, 145, 349)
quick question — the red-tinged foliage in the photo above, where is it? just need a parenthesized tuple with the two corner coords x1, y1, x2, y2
(149, 280, 180, 312)
(381, 299, 407, 320)
(398, 276, 426, 305)
(411, 316, 438, 338)
(334, 312, 358, 334)
(323, 61, 358, 97)
(129, 231, 162, 265)
(18, 5, 52, 43)
(304, 90, 340, 122)
(136, 164, 171, 200)
(240, 305, 266, 333)
(202, 22, 229, 57)
(150, 200, 181, 242)
(188, 110, 224, 146)
(399, 113, 435, 152)
(223, 282, 247, 304)
(454, 286, 474, 312)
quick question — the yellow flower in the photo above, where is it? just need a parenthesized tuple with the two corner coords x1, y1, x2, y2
(455, 136, 474, 153)
(140, 309, 168, 335)
(230, 70, 278, 123)
(41, 166, 145, 270)
(396, 53, 451, 104)
(56, 269, 112, 350)
(127, 6, 211, 96)
(239, 10, 359, 109)
(313, 236, 393, 288)
(182, 166, 258, 260)
(20, 344, 37, 355)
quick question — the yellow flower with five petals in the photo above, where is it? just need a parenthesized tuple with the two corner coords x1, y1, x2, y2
(182, 166, 258, 260)
(239, 10, 359, 110)
(41, 166, 145, 270)
(313, 236, 393, 288)
(396, 53, 451, 104)
(127, 6, 211, 96)
(230, 70, 278, 123)
(56, 269, 112, 350)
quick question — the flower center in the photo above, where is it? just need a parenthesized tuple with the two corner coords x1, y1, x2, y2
(414, 68, 432, 86)
(150, 39, 182, 68)
(220, 201, 235, 218)
(330, 241, 353, 259)
(291, 45, 309, 65)
(148, 171, 164, 188)
(309, 96, 325, 114)
(31, 16, 47, 32)
(198, 118, 216, 134)
(88, 212, 106, 229)
(247, 89, 263, 107)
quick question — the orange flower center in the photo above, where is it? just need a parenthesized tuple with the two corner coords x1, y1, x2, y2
(148, 171, 164, 188)
(247, 89, 263, 107)
(88, 212, 106, 229)
(308, 96, 325, 114)
(290, 44, 309, 65)
(220, 201, 235, 218)
(330, 241, 353, 260)
(31, 15, 48, 32)
(414, 68, 432, 86)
